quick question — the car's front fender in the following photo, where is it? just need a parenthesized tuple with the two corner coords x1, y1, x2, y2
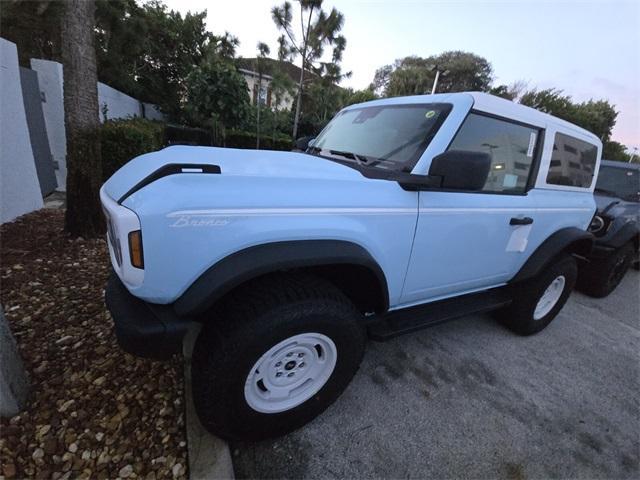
(173, 240, 389, 316)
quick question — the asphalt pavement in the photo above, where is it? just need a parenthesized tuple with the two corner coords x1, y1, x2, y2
(232, 270, 639, 479)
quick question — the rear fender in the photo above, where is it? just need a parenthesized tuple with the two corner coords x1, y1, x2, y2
(511, 228, 593, 283)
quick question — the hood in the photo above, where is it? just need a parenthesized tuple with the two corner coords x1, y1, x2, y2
(593, 193, 640, 227)
(594, 193, 637, 213)
(103, 145, 363, 202)
(594, 194, 621, 212)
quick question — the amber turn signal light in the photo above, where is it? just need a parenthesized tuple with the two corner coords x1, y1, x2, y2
(128, 230, 144, 269)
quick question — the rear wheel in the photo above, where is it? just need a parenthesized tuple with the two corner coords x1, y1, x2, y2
(578, 242, 634, 298)
(500, 254, 577, 335)
(191, 273, 365, 441)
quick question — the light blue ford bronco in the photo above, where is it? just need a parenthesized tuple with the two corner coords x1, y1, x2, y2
(103, 92, 601, 440)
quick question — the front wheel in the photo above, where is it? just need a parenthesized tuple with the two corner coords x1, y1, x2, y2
(191, 274, 365, 441)
(499, 254, 577, 335)
(578, 242, 634, 298)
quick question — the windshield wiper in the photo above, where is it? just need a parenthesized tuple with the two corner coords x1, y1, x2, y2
(329, 149, 370, 165)
(305, 146, 367, 164)
(307, 146, 394, 169)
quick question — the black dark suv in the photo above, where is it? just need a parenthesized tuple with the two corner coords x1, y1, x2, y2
(579, 160, 639, 297)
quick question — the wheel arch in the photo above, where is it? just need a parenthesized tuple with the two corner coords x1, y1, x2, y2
(173, 240, 389, 317)
(510, 227, 594, 283)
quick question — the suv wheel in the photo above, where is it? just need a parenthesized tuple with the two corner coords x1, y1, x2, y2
(500, 254, 577, 336)
(190, 273, 365, 441)
(578, 242, 634, 298)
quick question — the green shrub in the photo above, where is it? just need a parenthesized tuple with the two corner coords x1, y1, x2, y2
(225, 130, 292, 151)
(165, 124, 214, 147)
(100, 118, 165, 181)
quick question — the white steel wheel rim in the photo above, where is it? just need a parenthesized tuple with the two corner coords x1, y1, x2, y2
(244, 332, 337, 414)
(534, 275, 566, 320)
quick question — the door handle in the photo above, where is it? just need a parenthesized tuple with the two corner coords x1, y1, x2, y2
(510, 217, 533, 226)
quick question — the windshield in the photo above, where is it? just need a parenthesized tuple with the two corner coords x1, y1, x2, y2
(310, 103, 451, 172)
(596, 165, 639, 201)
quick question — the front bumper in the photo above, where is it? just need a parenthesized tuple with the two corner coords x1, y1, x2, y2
(105, 272, 193, 360)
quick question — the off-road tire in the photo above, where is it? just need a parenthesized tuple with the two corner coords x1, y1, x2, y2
(499, 254, 577, 336)
(578, 242, 635, 298)
(191, 273, 366, 441)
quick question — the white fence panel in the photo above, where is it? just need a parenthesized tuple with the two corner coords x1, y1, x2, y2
(98, 82, 143, 122)
(30, 58, 67, 190)
(1, 39, 43, 223)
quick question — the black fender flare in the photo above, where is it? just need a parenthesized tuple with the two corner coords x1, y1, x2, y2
(510, 227, 594, 283)
(604, 222, 640, 250)
(173, 240, 389, 316)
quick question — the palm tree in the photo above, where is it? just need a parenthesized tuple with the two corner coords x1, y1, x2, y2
(255, 42, 270, 149)
(271, 0, 347, 139)
(61, 0, 103, 237)
(269, 68, 296, 144)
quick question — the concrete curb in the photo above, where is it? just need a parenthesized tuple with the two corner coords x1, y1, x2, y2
(183, 325, 235, 480)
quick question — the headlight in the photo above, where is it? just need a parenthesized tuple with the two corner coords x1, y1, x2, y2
(588, 214, 613, 236)
(588, 215, 605, 234)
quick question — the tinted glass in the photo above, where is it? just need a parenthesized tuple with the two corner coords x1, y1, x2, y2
(596, 165, 639, 201)
(448, 113, 539, 193)
(311, 104, 451, 171)
(546, 133, 598, 188)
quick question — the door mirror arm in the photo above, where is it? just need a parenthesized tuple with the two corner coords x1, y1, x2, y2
(397, 173, 443, 191)
(294, 136, 315, 151)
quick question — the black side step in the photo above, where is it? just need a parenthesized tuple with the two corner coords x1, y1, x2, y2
(368, 288, 512, 341)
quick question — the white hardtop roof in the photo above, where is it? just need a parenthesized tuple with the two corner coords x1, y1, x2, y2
(346, 91, 601, 145)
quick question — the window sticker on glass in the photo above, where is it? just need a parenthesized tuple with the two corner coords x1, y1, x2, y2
(503, 173, 518, 188)
(526, 132, 537, 158)
(425, 110, 436, 119)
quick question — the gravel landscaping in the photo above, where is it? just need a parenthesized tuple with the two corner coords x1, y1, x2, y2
(0, 210, 188, 480)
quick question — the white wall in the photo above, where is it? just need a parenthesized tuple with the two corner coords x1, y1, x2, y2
(29, 58, 165, 192)
(30, 58, 67, 190)
(98, 82, 143, 121)
(1, 39, 43, 223)
(142, 102, 164, 121)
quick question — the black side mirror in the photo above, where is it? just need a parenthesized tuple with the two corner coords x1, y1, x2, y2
(294, 136, 314, 151)
(428, 150, 491, 191)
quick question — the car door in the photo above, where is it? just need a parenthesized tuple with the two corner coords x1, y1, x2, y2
(401, 112, 544, 305)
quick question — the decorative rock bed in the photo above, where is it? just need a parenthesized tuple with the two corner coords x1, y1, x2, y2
(0, 210, 188, 479)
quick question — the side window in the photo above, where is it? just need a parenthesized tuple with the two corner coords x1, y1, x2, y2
(546, 133, 597, 188)
(448, 113, 540, 193)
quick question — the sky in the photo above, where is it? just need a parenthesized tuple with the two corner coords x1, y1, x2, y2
(162, 0, 640, 151)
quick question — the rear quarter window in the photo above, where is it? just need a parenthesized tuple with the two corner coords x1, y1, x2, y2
(546, 133, 597, 188)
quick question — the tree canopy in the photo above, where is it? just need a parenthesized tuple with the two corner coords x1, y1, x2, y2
(184, 55, 250, 135)
(95, 0, 234, 119)
(519, 88, 618, 142)
(2, 0, 236, 120)
(3, 0, 632, 156)
(603, 141, 633, 162)
(372, 51, 493, 97)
